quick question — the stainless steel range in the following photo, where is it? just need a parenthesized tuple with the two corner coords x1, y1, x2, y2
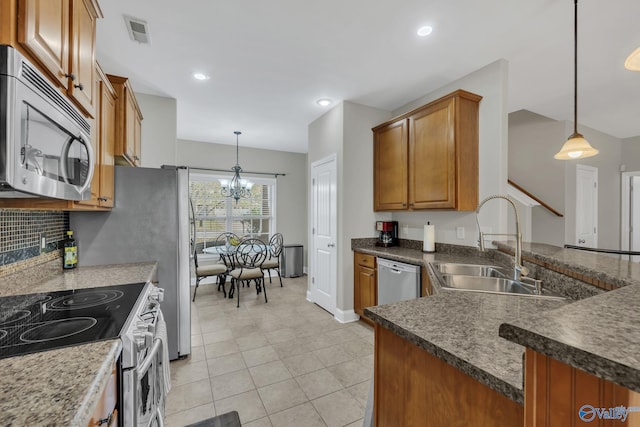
(0, 282, 169, 427)
(0, 282, 147, 359)
(120, 284, 168, 427)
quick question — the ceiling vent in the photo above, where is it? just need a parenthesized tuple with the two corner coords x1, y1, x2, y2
(124, 15, 151, 44)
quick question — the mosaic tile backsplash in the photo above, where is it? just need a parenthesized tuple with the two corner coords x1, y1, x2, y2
(0, 210, 69, 272)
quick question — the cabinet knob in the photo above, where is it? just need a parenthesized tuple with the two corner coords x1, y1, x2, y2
(402, 203, 407, 207)
(98, 197, 108, 202)
(74, 83, 84, 91)
(65, 73, 76, 81)
(409, 203, 414, 207)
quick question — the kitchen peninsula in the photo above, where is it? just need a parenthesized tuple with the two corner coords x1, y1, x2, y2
(355, 240, 640, 426)
(0, 261, 156, 426)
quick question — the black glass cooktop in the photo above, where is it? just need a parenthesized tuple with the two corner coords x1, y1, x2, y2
(0, 282, 146, 359)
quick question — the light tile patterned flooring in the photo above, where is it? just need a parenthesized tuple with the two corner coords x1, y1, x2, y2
(164, 275, 373, 427)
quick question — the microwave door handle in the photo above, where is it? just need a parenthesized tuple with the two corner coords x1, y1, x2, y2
(59, 135, 95, 195)
(58, 136, 73, 184)
(76, 135, 95, 195)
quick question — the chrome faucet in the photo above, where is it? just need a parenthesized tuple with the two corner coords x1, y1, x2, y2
(475, 195, 528, 281)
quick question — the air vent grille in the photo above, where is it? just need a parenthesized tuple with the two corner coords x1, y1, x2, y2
(124, 15, 151, 44)
(20, 62, 90, 135)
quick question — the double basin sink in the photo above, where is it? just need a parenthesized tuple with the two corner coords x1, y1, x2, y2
(429, 262, 565, 300)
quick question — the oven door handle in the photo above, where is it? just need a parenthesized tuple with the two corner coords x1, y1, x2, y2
(137, 338, 162, 377)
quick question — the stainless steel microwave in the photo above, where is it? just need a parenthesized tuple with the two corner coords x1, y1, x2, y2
(0, 45, 94, 200)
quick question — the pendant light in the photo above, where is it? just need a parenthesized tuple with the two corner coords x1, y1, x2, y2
(554, 0, 599, 160)
(219, 131, 253, 203)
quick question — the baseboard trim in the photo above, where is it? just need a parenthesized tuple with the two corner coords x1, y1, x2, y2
(334, 308, 359, 323)
(306, 290, 314, 302)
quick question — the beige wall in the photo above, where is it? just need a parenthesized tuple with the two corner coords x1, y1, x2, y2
(177, 139, 308, 264)
(391, 59, 510, 247)
(622, 137, 640, 172)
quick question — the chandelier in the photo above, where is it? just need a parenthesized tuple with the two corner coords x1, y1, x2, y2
(554, 0, 598, 160)
(219, 131, 253, 203)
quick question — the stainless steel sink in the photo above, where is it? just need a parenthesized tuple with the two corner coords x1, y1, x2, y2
(429, 262, 565, 300)
(431, 262, 508, 278)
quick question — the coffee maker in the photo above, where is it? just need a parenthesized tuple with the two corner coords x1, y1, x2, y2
(375, 221, 399, 247)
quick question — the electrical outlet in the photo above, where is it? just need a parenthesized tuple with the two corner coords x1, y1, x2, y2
(456, 226, 465, 240)
(402, 224, 409, 236)
(40, 234, 46, 249)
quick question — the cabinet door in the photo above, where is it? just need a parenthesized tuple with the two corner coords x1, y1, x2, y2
(358, 265, 376, 312)
(124, 89, 137, 165)
(18, 0, 70, 88)
(69, 0, 96, 117)
(409, 97, 456, 209)
(133, 110, 141, 166)
(373, 119, 408, 211)
(99, 76, 116, 207)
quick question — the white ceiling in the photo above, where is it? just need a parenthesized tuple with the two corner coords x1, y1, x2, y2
(96, 0, 640, 154)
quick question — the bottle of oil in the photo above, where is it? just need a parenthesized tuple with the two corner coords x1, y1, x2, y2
(63, 230, 78, 269)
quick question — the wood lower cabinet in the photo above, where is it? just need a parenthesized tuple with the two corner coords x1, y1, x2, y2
(108, 74, 143, 167)
(354, 252, 377, 325)
(524, 349, 640, 427)
(375, 324, 524, 427)
(373, 89, 481, 211)
(421, 265, 432, 296)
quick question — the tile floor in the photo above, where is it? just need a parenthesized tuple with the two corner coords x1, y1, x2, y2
(164, 275, 373, 427)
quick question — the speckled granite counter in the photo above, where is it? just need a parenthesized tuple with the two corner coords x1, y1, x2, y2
(0, 259, 157, 426)
(365, 290, 566, 403)
(356, 240, 640, 402)
(495, 241, 640, 289)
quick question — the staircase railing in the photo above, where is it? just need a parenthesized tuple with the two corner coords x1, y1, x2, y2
(508, 179, 564, 217)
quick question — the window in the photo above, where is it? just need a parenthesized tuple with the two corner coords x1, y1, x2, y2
(190, 173, 276, 246)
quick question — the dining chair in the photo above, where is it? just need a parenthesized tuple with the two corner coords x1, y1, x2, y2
(261, 233, 284, 287)
(228, 238, 268, 308)
(192, 243, 229, 302)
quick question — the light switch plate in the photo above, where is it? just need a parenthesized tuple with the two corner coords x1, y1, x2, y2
(456, 226, 465, 240)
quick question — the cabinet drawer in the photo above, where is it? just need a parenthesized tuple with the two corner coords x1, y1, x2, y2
(355, 253, 376, 268)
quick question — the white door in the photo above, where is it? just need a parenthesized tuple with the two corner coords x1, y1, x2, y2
(310, 155, 337, 314)
(575, 164, 598, 247)
(631, 176, 640, 262)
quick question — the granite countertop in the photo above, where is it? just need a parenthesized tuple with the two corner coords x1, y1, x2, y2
(495, 241, 640, 289)
(357, 240, 640, 400)
(365, 287, 566, 403)
(0, 260, 157, 426)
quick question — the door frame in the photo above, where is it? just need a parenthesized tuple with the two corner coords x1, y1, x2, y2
(621, 171, 640, 261)
(575, 164, 598, 247)
(308, 153, 338, 314)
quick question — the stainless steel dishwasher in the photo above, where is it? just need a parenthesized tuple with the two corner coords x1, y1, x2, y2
(376, 258, 420, 304)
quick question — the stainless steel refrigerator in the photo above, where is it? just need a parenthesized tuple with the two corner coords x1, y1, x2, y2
(70, 165, 191, 360)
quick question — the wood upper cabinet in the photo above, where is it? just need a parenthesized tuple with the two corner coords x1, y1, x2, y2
(373, 89, 482, 211)
(18, 0, 70, 89)
(373, 119, 408, 210)
(108, 74, 143, 167)
(17, 0, 101, 118)
(354, 252, 377, 325)
(77, 62, 115, 208)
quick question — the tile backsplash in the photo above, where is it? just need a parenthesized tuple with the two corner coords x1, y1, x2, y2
(0, 210, 69, 276)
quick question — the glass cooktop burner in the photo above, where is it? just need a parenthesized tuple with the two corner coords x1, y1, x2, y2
(0, 282, 146, 359)
(47, 290, 124, 310)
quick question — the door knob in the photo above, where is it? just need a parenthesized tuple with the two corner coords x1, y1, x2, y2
(327, 243, 335, 248)
(578, 239, 586, 244)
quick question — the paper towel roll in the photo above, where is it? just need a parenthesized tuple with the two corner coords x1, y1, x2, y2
(423, 223, 435, 252)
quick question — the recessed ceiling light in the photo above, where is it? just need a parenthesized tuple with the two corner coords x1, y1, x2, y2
(317, 98, 332, 107)
(193, 73, 210, 81)
(417, 26, 433, 37)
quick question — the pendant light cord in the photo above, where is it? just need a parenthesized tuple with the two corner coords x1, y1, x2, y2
(573, 0, 578, 135)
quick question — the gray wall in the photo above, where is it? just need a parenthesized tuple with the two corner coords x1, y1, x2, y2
(136, 93, 178, 168)
(622, 137, 640, 172)
(508, 110, 624, 249)
(177, 139, 308, 265)
(508, 110, 566, 246)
